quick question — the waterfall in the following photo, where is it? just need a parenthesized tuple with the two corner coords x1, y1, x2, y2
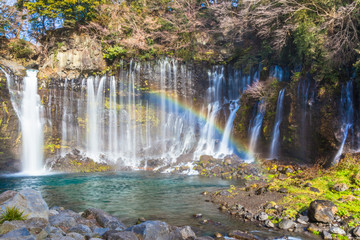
(217, 100, 240, 156)
(333, 81, 354, 163)
(86, 76, 106, 161)
(248, 100, 266, 161)
(20, 70, 44, 174)
(269, 89, 285, 159)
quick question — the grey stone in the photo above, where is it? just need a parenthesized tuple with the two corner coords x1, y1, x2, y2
(330, 226, 346, 235)
(0, 221, 26, 235)
(68, 224, 92, 236)
(176, 226, 196, 239)
(257, 212, 268, 221)
(127, 221, 174, 240)
(82, 208, 126, 230)
(0, 189, 49, 221)
(228, 230, 256, 240)
(1, 227, 31, 238)
(93, 227, 109, 237)
(67, 232, 85, 240)
(353, 226, 360, 237)
(195, 237, 214, 240)
(322, 231, 332, 240)
(106, 231, 138, 240)
(310, 187, 320, 193)
(49, 226, 66, 236)
(333, 183, 349, 192)
(49, 209, 59, 216)
(264, 220, 275, 228)
(278, 219, 296, 230)
(297, 215, 309, 225)
(308, 200, 338, 223)
(49, 212, 77, 229)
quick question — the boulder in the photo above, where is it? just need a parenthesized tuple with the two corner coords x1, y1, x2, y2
(333, 183, 349, 192)
(127, 221, 176, 240)
(93, 227, 109, 237)
(68, 224, 92, 236)
(296, 215, 309, 225)
(67, 232, 85, 240)
(278, 219, 295, 230)
(0, 189, 49, 221)
(106, 231, 139, 240)
(0, 227, 32, 238)
(264, 220, 275, 228)
(352, 226, 360, 237)
(82, 208, 126, 230)
(322, 231, 332, 240)
(49, 211, 77, 230)
(175, 226, 196, 239)
(257, 212, 268, 221)
(329, 226, 346, 235)
(308, 200, 338, 223)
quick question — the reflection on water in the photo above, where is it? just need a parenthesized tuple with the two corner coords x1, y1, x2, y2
(0, 172, 318, 239)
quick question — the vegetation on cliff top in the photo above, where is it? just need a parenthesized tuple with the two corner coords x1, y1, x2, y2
(1, 0, 359, 82)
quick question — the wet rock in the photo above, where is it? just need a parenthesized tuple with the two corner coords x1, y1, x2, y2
(195, 237, 214, 240)
(214, 232, 223, 238)
(264, 220, 275, 228)
(67, 232, 85, 240)
(127, 220, 173, 240)
(0, 221, 26, 235)
(257, 212, 268, 221)
(309, 187, 320, 193)
(278, 219, 295, 230)
(68, 224, 92, 236)
(92, 227, 109, 237)
(296, 215, 309, 225)
(49, 211, 77, 230)
(200, 219, 208, 224)
(82, 208, 126, 230)
(308, 200, 338, 223)
(219, 205, 227, 211)
(0, 189, 49, 221)
(193, 213, 203, 218)
(176, 226, 196, 239)
(352, 226, 360, 237)
(201, 191, 209, 196)
(49, 209, 59, 216)
(106, 231, 139, 240)
(322, 231, 332, 240)
(1, 227, 31, 238)
(330, 226, 346, 235)
(228, 230, 256, 239)
(333, 183, 349, 192)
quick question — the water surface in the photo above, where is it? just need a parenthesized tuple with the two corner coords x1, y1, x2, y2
(0, 172, 318, 239)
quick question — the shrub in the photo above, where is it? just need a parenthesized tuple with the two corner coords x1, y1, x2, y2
(0, 206, 27, 224)
(8, 39, 34, 59)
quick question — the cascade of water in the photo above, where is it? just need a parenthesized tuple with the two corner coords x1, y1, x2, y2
(217, 100, 240, 156)
(20, 70, 44, 174)
(269, 89, 285, 159)
(86, 76, 105, 161)
(334, 81, 354, 163)
(248, 100, 266, 161)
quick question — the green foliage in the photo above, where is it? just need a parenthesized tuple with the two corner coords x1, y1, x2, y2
(8, 39, 33, 59)
(0, 206, 27, 224)
(103, 45, 128, 62)
(19, 0, 103, 32)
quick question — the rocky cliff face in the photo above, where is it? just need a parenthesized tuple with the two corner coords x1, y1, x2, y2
(38, 31, 106, 80)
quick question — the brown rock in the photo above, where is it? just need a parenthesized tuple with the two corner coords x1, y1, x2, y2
(308, 200, 338, 223)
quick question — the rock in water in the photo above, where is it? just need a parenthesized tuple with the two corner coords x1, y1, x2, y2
(308, 200, 338, 223)
(228, 230, 256, 239)
(127, 221, 190, 240)
(82, 208, 126, 230)
(0, 189, 49, 221)
(278, 219, 295, 230)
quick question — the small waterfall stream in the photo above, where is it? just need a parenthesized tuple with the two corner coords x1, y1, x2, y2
(248, 100, 266, 161)
(269, 89, 285, 159)
(334, 81, 354, 163)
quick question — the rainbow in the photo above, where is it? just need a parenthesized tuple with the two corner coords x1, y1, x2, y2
(148, 89, 253, 161)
